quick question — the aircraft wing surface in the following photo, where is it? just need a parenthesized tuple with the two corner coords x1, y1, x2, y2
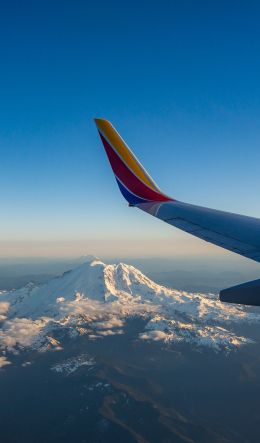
(138, 200, 260, 263)
(95, 118, 260, 305)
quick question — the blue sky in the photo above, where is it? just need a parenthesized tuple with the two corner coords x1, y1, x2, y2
(1, 1, 260, 259)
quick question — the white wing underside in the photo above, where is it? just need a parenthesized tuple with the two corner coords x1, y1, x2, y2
(138, 201, 260, 263)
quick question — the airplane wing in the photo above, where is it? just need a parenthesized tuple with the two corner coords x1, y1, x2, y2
(95, 118, 260, 305)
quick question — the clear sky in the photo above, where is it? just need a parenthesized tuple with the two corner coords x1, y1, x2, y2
(1, 1, 260, 259)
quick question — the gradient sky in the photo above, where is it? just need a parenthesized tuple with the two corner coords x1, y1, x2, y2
(1, 1, 260, 258)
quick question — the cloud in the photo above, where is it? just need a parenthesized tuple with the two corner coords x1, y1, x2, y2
(0, 356, 11, 368)
(97, 329, 124, 336)
(140, 317, 253, 352)
(0, 318, 45, 351)
(140, 330, 168, 341)
(93, 317, 125, 330)
(0, 302, 9, 314)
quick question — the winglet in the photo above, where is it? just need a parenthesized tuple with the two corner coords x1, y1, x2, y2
(95, 118, 172, 205)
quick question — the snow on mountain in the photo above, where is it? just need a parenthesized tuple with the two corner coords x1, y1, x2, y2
(51, 353, 95, 376)
(0, 258, 260, 366)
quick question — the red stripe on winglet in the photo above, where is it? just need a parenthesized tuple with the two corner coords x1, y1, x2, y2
(99, 132, 171, 202)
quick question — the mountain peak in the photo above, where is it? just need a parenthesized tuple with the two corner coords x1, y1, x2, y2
(1, 258, 260, 365)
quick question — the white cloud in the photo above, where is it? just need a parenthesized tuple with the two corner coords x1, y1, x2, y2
(93, 317, 125, 330)
(0, 356, 11, 368)
(56, 297, 65, 303)
(97, 329, 124, 336)
(0, 302, 9, 314)
(0, 318, 45, 351)
(140, 330, 168, 341)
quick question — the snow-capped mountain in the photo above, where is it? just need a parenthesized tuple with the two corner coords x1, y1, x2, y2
(0, 258, 260, 366)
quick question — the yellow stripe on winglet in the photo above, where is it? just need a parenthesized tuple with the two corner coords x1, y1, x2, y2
(95, 118, 159, 191)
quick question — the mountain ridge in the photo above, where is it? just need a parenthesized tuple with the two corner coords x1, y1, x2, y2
(0, 258, 260, 367)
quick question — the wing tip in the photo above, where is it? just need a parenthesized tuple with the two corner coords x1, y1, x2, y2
(94, 118, 111, 131)
(94, 118, 172, 204)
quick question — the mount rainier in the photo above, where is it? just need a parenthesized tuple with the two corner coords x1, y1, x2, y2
(1, 257, 260, 368)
